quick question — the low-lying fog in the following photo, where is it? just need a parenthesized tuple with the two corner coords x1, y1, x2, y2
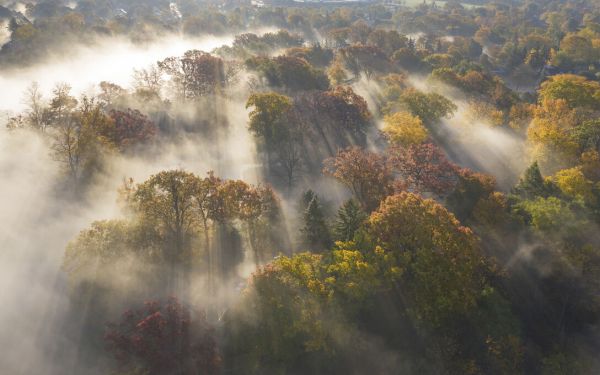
(440, 101, 527, 189)
(0, 31, 270, 374)
(0, 26, 532, 373)
(0, 28, 276, 112)
(0, 34, 233, 111)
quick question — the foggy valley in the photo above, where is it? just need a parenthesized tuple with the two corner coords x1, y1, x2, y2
(1, 0, 600, 374)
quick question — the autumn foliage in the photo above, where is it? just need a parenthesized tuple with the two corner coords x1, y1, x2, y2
(323, 146, 394, 211)
(389, 143, 459, 196)
(367, 192, 485, 326)
(108, 109, 157, 150)
(105, 297, 221, 375)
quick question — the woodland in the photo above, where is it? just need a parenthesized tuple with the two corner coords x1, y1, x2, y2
(1, 0, 600, 374)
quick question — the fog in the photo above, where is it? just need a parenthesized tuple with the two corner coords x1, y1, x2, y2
(408, 75, 529, 188)
(0, 129, 115, 374)
(0, 127, 259, 373)
(440, 100, 528, 189)
(0, 104, 263, 375)
(0, 20, 9, 47)
(0, 27, 277, 112)
(0, 7, 587, 372)
(0, 35, 232, 112)
(0, 28, 276, 372)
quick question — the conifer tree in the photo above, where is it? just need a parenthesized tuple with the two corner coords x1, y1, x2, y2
(300, 194, 332, 252)
(333, 199, 367, 242)
(513, 161, 559, 199)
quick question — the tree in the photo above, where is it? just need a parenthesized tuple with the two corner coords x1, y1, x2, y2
(524, 48, 546, 69)
(430, 68, 516, 110)
(69, 170, 282, 300)
(367, 192, 485, 327)
(48, 83, 78, 127)
(429, 67, 463, 89)
(132, 170, 201, 263)
(63, 219, 163, 364)
(276, 123, 305, 190)
(571, 119, 600, 154)
(226, 248, 386, 373)
(323, 146, 394, 212)
(193, 172, 222, 294)
(212, 180, 281, 267)
(285, 44, 334, 68)
(226, 253, 332, 374)
(132, 65, 164, 94)
(11, 23, 37, 42)
(300, 193, 332, 252)
(105, 297, 221, 375)
(446, 168, 497, 223)
(552, 167, 596, 205)
(51, 96, 113, 185)
(246, 186, 285, 263)
(245, 55, 329, 91)
(538, 74, 600, 110)
(182, 11, 228, 35)
(107, 109, 157, 151)
(366, 29, 407, 56)
(472, 191, 515, 229)
(327, 58, 348, 85)
(382, 111, 428, 147)
(158, 50, 225, 99)
(98, 81, 126, 106)
(338, 44, 391, 79)
(450, 37, 483, 59)
(389, 143, 459, 196)
(63, 220, 139, 287)
(398, 88, 457, 125)
(559, 34, 595, 64)
(466, 100, 505, 127)
(217, 179, 260, 250)
(304, 86, 371, 133)
(392, 48, 423, 71)
(509, 103, 535, 132)
(228, 31, 303, 56)
(333, 199, 367, 242)
(348, 20, 371, 44)
(527, 99, 580, 172)
(423, 53, 456, 69)
(512, 162, 559, 200)
(515, 197, 578, 232)
(22, 82, 49, 131)
(295, 86, 372, 152)
(581, 150, 600, 182)
(246, 92, 295, 147)
(379, 74, 409, 114)
(246, 92, 305, 188)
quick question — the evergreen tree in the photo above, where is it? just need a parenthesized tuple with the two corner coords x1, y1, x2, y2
(300, 195, 332, 252)
(333, 199, 367, 242)
(8, 18, 19, 34)
(300, 189, 317, 210)
(513, 161, 559, 199)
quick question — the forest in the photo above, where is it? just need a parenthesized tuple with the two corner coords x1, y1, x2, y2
(0, 0, 599, 374)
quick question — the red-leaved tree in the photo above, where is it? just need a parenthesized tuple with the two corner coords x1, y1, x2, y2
(108, 109, 157, 150)
(390, 143, 459, 196)
(323, 146, 394, 211)
(104, 297, 221, 375)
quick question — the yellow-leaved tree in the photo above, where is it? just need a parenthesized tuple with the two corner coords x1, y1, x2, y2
(552, 167, 597, 205)
(382, 111, 428, 147)
(367, 192, 485, 327)
(527, 98, 580, 173)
